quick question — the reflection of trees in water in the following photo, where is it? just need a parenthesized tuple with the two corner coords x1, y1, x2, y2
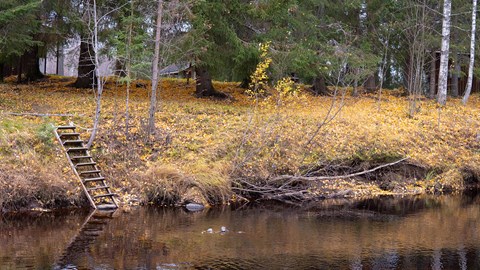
(5, 194, 480, 269)
(351, 196, 442, 216)
(54, 210, 116, 270)
(305, 192, 480, 219)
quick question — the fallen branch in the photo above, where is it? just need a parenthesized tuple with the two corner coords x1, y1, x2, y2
(232, 157, 409, 204)
(3, 112, 80, 117)
(271, 157, 409, 183)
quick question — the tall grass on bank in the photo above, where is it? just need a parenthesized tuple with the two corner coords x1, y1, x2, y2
(0, 76, 479, 208)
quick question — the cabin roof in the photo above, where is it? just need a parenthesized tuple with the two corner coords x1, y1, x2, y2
(159, 63, 190, 76)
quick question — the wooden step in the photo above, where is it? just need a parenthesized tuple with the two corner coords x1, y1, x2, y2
(75, 162, 96, 168)
(83, 177, 105, 183)
(63, 140, 84, 145)
(93, 193, 116, 199)
(59, 133, 80, 138)
(87, 185, 109, 191)
(56, 126, 76, 130)
(70, 155, 92, 160)
(96, 204, 118, 211)
(79, 170, 101, 175)
(67, 147, 89, 152)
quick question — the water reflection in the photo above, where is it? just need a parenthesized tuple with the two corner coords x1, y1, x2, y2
(2, 194, 480, 269)
(54, 210, 116, 270)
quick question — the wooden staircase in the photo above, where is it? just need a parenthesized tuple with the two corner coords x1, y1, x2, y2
(54, 125, 118, 210)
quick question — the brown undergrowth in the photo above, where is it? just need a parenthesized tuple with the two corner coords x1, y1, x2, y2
(0, 76, 479, 211)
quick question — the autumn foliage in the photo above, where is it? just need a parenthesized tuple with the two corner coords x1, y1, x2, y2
(0, 76, 479, 210)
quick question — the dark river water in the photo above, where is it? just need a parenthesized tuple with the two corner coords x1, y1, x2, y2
(2, 193, 480, 269)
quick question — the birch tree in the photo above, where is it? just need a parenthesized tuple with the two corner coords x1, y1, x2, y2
(463, 0, 477, 105)
(147, 0, 163, 137)
(86, 0, 103, 149)
(437, 0, 452, 106)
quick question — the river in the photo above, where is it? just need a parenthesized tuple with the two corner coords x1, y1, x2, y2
(1, 193, 480, 269)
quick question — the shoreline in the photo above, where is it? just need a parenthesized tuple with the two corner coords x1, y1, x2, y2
(1, 77, 479, 213)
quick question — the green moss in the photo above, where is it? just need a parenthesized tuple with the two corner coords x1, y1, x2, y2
(36, 121, 55, 147)
(0, 118, 25, 134)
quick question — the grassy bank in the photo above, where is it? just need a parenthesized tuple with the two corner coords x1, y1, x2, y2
(1, 76, 479, 211)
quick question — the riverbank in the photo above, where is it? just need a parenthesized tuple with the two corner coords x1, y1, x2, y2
(1, 76, 479, 212)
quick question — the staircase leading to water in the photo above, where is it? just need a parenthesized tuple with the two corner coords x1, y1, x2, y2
(54, 125, 118, 210)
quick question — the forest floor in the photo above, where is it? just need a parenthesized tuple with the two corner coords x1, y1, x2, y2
(1, 76, 480, 212)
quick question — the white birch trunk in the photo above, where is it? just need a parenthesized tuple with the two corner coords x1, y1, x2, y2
(125, 0, 134, 139)
(147, 0, 163, 136)
(437, 0, 452, 106)
(87, 0, 103, 149)
(463, 0, 477, 105)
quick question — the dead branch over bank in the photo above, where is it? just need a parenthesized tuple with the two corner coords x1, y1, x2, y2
(232, 157, 410, 204)
(3, 112, 80, 117)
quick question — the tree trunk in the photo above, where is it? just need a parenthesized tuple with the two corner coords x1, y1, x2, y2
(147, 0, 163, 137)
(195, 66, 228, 98)
(24, 45, 44, 82)
(0, 63, 4, 83)
(364, 74, 376, 92)
(17, 56, 23, 83)
(437, 0, 452, 106)
(463, 0, 477, 105)
(239, 77, 251, 89)
(86, 0, 102, 149)
(73, 40, 97, 88)
(56, 43, 64, 76)
(311, 76, 328, 95)
(352, 68, 359, 96)
(115, 59, 126, 77)
(124, 0, 134, 140)
(429, 51, 436, 98)
(451, 52, 460, 97)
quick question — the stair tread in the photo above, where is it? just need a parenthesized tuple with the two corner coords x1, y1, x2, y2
(70, 155, 92, 160)
(75, 162, 96, 167)
(67, 147, 89, 152)
(87, 185, 109, 191)
(93, 193, 117, 199)
(63, 140, 84, 144)
(83, 177, 105, 182)
(56, 126, 76, 130)
(59, 133, 80, 137)
(79, 170, 101, 175)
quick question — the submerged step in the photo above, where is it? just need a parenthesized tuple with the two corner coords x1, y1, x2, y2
(96, 204, 118, 211)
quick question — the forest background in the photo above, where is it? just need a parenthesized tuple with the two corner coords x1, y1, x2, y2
(0, 0, 479, 211)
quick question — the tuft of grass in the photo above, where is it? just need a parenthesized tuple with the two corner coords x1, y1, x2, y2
(36, 121, 55, 147)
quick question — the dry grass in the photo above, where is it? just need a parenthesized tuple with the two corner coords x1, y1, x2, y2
(0, 76, 479, 209)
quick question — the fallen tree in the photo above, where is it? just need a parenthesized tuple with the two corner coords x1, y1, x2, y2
(232, 157, 410, 205)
